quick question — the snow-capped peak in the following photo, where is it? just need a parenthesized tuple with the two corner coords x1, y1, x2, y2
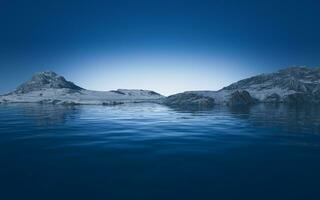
(15, 71, 83, 93)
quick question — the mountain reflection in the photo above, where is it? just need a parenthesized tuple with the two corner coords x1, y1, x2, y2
(170, 103, 320, 135)
(7, 104, 80, 125)
(244, 104, 320, 134)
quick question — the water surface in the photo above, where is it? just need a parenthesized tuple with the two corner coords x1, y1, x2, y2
(1, 103, 320, 199)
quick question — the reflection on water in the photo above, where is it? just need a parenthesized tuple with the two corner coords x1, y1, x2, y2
(229, 104, 320, 134)
(16, 104, 80, 125)
(1, 103, 320, 148)
(1, 103, 320, 200)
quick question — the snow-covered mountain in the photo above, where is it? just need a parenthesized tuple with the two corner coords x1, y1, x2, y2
(165, 67, 320, 107)
(0, 71, 164, 105)
(15, 71, 83, 93)
(2, 67, 320, 107)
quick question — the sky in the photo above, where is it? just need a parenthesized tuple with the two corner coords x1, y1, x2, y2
(1, 0, 320, 95)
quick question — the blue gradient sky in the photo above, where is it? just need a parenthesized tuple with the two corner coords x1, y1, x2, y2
(1, 0, 320, 95)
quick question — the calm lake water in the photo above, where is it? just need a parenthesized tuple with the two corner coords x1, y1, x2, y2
(1, 103, 320, 200)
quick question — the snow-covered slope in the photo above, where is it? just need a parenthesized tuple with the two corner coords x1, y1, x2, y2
(15, 71, 83, 93)
(0, 71, 164, 105)
(165, 67, 320, 106)
(221, 67, 320, 102)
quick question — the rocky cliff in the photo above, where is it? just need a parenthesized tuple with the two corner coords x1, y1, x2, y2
(164, 67, 320, 107)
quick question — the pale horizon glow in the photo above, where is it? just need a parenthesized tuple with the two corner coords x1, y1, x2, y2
(0, 48, 275, 96)
(60, 51, 259, 96)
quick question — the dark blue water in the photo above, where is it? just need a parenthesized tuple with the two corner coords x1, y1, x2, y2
(1, 103, 320, 200)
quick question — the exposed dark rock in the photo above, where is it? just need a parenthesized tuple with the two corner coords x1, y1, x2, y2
(38, 99, 62, 104)
(264, 93, 281, 103)
(283, 93, 310, 104)
(164, 93, 215, 108)
(227, 90, 256, 106)
(148, 91, 161, 96)
(15, 71, 83, 94)
(37, 99, 82, 105)
(110, 90, 126, 95)
(102, 101, 124, 106)
(60, 101, 79, 106)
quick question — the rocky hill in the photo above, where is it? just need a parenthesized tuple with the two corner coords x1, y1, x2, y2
(165, 67, 320, 107)
(14, 71, 83, 94)
(0, 71, 164, 105)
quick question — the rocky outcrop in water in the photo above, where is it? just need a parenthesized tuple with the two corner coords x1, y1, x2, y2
(164, 92, 215, 108)
(227, 90, 256, 106)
